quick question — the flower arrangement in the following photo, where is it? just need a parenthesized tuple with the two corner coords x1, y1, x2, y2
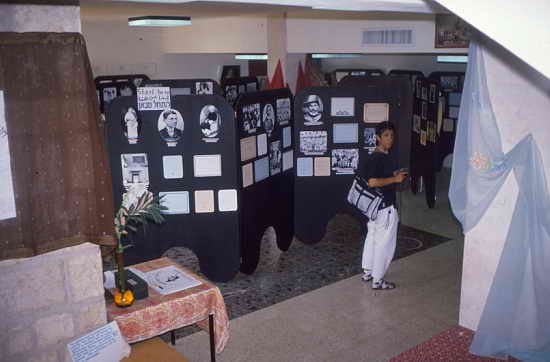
(113, 187, 165, 307)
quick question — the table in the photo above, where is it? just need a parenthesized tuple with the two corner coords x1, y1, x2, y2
(106, 257, 229, 362)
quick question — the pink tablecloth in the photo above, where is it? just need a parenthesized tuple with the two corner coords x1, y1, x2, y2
(106, 257, 229, 353)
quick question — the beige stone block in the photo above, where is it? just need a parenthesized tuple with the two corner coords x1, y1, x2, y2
(10, 263, 66, 312)
(75, 301, 107, 334)
(67, 252, 104, 301)
(8, 327, 33, 355)
(35, 314, 74, 347)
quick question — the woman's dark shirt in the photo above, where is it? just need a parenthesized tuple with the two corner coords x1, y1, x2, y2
(358, 151, 397, 207)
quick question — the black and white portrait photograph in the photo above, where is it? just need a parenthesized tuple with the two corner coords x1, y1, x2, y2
(103, 87, 117, 105)
(121, 153, 149, 189)
(199, 105, 221, 142)
(120, 85, 133, 97)
(363, 127, 376, 148)
(302, 94, 323, 126)
(158, 108, 184, 146)
(196, 81, 213, 95)
(440, 76, 459, 90)
(242, 103, 261, 134)
(225, 85, 238, 105)
(263, 103, 275, 137)
(121, 107, 140, 144)
(299, 130, 327, 155)
(413, 114, 421, 133)
(269, 140, 282, 175)
(429, 84, 437, 103)
(276, 98, 291, 125)
(331, 149, 359, 175)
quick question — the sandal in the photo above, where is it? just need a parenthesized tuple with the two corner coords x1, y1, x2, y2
(361, 272, 373, 282)
(372, 279, 396, 290)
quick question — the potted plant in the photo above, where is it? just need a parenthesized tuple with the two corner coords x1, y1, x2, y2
(113, 187, 165, 307)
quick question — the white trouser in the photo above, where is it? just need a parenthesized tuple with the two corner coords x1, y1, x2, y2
(361, 205, 398, 280)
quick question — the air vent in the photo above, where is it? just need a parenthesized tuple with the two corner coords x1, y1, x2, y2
(362, 29, 414, 46)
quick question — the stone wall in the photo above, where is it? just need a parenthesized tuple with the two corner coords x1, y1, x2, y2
(0, 243, 106, 362)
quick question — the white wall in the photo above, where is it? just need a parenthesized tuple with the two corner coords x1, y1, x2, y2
(321, 54, 467, 76)
(460, 38, 550, 330)
(286, 14, 466, 54)
(81, 20, 249, 81)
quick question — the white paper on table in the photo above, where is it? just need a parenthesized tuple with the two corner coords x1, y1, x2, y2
(240, 136, 257, 162)
(443, 118, 454, 132)
(242, 163, 254, 188)
(333, 123, 358, 143)
(163, 155, 183, 179)
(331, 97, 355, 117)
(140, 265, 202, 295)
(194, 190, 215, 213)
(67, 322, 130, 362)
(297, 157, 313, 176)
(283, 150, 294, 171)
(257, 133, 267, 156)
(363, 103, 389, 123)
(218, 189, 238, 212)
(159, 191, 190, 214)
(282, 127, 292, 148)
(314, 157, 331, 176)
(193, 154, 221, 177)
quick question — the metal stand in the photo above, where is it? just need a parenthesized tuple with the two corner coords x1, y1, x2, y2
(169, 314, 215, 362)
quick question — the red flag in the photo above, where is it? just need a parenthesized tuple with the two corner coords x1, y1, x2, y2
(268, 59, 285, 89)
(295, 61, 307, 92)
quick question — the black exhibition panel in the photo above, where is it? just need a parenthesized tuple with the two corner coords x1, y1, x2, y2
(141, 78, 222, 96)
(337, 75, 413, 172)
(294, 85, 408, 244)
(234, 88, 295, 274)
(95, 74, 150, 114)
(410, 77, 441, 208)
(221, 76, 260, 107)
(428, 71, 465, 171)
(387, 69, 425, 98)
(106, 94, 241, 282)
(332, 68, 385, 85)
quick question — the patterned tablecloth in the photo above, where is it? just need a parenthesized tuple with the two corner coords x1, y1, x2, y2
(106, 257, 229, 354)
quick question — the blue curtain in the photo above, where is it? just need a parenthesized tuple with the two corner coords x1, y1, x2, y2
(449, 40, 550, 361)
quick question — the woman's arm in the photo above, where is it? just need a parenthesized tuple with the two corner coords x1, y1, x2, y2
(368, 171, 407, 187)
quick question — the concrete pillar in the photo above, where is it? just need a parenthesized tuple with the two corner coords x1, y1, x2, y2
(459, 38, 550, 329)
(0, 3, 81, 33)
(266, 13, 288, 87)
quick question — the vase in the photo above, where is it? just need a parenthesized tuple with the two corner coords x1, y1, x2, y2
(114, 249, 134, 307)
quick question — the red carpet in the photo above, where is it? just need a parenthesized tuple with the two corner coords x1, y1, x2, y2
(390, 326, 519, 361)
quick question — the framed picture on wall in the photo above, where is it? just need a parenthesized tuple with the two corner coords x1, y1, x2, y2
(435, 14, 471, 48)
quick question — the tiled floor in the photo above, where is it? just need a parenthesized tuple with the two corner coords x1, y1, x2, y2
(172, 169, 463, 361)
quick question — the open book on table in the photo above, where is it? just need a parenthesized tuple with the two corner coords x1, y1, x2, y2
(128, 265, 202, 295)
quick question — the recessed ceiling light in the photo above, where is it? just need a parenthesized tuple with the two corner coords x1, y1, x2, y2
(235, 54, 268, 60)
(311, 54, 363, 59)
(128, 16, 192, 27)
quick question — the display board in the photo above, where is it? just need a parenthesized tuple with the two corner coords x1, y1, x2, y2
(332, 68, 385, 84)
(106, 92, 240, 282)
(221, 76, 260, 107)
(428, 71, 465, 170)
(294, 85, 408, 244)
(388, 69, 425, 98)
(95, 74, 150, 114)
(410, 77, 442, 208)
(234, 88, 295, 274)
(338, 75, 413, 173)
(142, 78, 222, 97)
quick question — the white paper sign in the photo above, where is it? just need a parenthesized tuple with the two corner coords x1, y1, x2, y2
(159, 191, 190, 214)
(193, 155, 221, 177)
(0, 90, 16, 221)
(218, 189, 238, 212)
(67, 322, 130, 362)
(331, 97, 355, 117)
(283, 150, 294, 171)
(137, 87, 171, 111)
(363, 103, 389, 123)
(163, 155, 183, 179)
(195, 190, 215, 213)
(283, 127, 292, 148)
(333, 123, 358, 143)
(297, 157, 313, 176)
(257, 133, 267, 156)
(242, 163, 254, 187)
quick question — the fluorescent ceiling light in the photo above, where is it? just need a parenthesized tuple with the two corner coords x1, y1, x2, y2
(437, 55, 468, 63)
(128, 16, 191, 27)
(311, 54, 363, 59)
(235, 54, 268, 60)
